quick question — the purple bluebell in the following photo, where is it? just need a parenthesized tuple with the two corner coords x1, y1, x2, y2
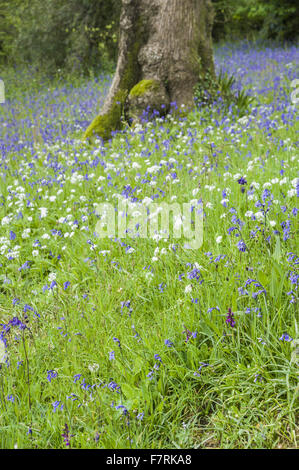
(237, 177, 247, 185)
(109, 351, 115, 360)
(47, 370, 58, 383)
(279, 333, 293, 342)
(226, 308, 236, 328)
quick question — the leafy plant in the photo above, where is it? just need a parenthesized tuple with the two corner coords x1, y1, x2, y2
(194, 69, 255, 116)
(0, 0, 121, 74)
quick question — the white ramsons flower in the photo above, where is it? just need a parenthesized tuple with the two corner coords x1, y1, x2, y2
(48, 272, 56, 282)
(245, 211, 254, 218)
(1, 216, 11, 226)
(174, 215, 183, 230)
(39, 207, 48, 218)
(142, 197, 153, 206)
(255, 211, 264, 221)
(22, 229, 31, 239)
(0, 340, 6, 364)
(291, 178, 298, 188)
(88, 363, 99, 373)
(279, 177, 288, 185)
(238, 116, 249, 125)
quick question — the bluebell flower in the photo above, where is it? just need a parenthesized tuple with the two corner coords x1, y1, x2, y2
(187, 268, 201, 281)
(108, 381, 120, 392)
(120, 300, 132, 315)
(194, 362, 209, 377)
(226, 308, 236, 327)
(254, 374, 264, 383)
(52, 401, 63, 412)
(63, 281, 71, 290)
(228, 226, 238, 235)
(252, 289, 266, 299)
(18, 261, 31, 272)
(9, 231, 16, 241)
(183, 326, 197, 342)
(115, 405, 128, 415)
(279, 333, 293, 342)
(113, 337, 121, 348)
(207, 307, 220, 313)
(73, 374, 82, 383)
(132, 325, 141, 342)
(47, 370, 58, 383)
(8, 317, 26, 330)
(238, 177, 247, 185)
(62, 423, 73, 447)
(109, 351, 115, 360)
(158, 282, 167, 292)
(237, 240, 247, 252)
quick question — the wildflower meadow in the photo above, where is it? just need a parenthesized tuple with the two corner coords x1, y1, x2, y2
(0, 41, 298, 449)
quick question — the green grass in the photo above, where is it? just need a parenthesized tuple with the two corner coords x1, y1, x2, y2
(0, 44, 298, 449)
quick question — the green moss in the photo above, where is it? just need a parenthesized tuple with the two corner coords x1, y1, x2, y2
(83, 90, 126, 141)
(129, 79, 160, 97)
(83, 14, 147, 142)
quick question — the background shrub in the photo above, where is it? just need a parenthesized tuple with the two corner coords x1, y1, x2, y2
(0, 0, 298, 75)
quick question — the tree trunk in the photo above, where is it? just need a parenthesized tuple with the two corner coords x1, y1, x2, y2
(83, 0, 215, 141)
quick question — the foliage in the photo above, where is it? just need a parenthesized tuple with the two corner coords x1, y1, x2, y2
(129, 80, 160, 98)
(1, 0, 298, 77)
(194, 70, 255, 117)
(212, 0, 299, 42)
(0, 0, 121, 74)
(0, 41, 298, 448)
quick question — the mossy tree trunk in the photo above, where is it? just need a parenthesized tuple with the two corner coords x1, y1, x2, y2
(84, 0, 215, 141)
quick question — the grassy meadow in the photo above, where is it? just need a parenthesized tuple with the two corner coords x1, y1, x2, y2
(0, 41, 298, 449)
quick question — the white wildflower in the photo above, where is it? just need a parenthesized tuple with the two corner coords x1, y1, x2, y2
(39, 207, 48, 218)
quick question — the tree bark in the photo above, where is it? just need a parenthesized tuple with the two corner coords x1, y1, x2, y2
(84, 0, 215, 141)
